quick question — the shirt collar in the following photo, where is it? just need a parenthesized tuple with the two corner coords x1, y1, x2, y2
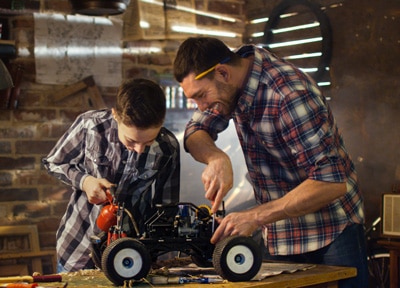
(233, 44, 263, 117)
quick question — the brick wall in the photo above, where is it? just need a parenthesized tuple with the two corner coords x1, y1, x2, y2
(2, 0, 399, 273)
(0, 0, 247, 257)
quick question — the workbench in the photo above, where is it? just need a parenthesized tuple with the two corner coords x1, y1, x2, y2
(39, 264, 356, 288)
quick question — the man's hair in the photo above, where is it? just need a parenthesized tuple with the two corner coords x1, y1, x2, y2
(114, 78, 166, 128)
(173, 37, 238, 83)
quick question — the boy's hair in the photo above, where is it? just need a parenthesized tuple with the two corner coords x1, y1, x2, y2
(114, 78, 166, 128)
(173, 37, 238, 83)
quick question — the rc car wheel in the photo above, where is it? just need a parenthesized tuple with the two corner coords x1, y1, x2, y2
(212, 236, 262, 282)
(191, 254, 213, 268)
(90, 231, 107, 269)
(101, 238, 151, 286)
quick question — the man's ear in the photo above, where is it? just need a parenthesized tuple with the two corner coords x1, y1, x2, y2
(215, 65, 230, 82)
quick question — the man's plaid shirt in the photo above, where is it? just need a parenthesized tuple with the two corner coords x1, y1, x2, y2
(184, 45, 364, 256)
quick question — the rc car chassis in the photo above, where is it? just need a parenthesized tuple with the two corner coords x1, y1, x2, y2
(91, 200, 262, 286)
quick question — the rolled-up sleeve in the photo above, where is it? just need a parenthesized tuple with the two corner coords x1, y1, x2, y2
(280, 89, 346, 183)
(184, 108, 230, 152)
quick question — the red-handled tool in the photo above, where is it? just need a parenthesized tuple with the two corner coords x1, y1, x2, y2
(96, 186, 118, 232)
(0, 275, 62, 284)
(0, 284, 38, 288)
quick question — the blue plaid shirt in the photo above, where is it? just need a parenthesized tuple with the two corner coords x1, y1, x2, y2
(185, 45, 364, 255)
(43, 109, 180, 271)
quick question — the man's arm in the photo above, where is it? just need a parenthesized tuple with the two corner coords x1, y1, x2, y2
(185, 130, 233, 213)
(211, 179, 347, 243)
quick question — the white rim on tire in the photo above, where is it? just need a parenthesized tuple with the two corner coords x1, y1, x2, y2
(226, 245, 254, 274)
(113, 248, 143, 278)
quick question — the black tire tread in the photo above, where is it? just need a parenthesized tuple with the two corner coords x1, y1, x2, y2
(212, 236, 262, 282)
(101, 238, 151, 286)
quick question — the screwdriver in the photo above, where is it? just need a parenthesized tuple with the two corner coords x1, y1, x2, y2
(0, 283, 67, 288)
(0, 284, 38, 288)
(151, 275, 223, 284)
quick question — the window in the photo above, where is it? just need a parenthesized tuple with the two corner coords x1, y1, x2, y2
(247, 0, 339, 98)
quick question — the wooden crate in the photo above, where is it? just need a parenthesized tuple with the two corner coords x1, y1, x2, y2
(0, 225, 56, 275)
(0, 264, 29, 276)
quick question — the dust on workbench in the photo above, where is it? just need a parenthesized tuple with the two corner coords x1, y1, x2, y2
(53, 256, 207, 287)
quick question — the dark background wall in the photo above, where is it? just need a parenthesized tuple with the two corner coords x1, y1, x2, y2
(0, 0, 399, 271)
(246, 0, 400, 228)
(322, 0, 400, 223)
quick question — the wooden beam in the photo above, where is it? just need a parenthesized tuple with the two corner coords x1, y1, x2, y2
(54, 76, 107, 109)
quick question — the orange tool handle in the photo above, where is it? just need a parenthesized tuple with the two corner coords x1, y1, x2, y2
(105, 191, 113, 204)
(3, 284, 38, 288)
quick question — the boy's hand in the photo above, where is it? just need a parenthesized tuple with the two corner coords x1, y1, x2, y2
(82, 175, 115, 204)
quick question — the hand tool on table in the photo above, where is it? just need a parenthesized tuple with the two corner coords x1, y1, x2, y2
(0, 282, 67, 288)
(150, 275, 223, 285)
(0, 275, 62, 284)
(0, 284, 38, 288)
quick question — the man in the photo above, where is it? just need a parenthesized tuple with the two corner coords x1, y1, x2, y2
(43, 78, 180, 272)
(173, 37, 367, 287)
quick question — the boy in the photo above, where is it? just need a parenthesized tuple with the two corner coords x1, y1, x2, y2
(43, 78, 180, 272)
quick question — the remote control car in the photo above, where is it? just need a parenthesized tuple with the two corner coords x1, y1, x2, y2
(91, 194, 262, 286)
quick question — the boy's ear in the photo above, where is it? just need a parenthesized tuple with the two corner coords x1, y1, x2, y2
(111, 108, 117, 120)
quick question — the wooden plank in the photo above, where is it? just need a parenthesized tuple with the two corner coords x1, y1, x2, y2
(53, 79, 88, 103)
(0, 265, 29, 277)
(0, 225, 57, 274)
(54, 76, 107, 109)
(32, 265, 356, 288)
(0, 250, 56, 260)
(83, 76, 107, 109)
(0, 225, 40, 252)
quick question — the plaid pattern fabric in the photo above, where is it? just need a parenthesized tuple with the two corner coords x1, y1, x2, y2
(185, 45, 364, 256)
(43, 109, 180, 271)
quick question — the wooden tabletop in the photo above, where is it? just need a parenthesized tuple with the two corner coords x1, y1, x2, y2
(43, 264, 356, 288)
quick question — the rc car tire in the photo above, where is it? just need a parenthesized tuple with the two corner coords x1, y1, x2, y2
(191, 254, 213, 268)
(212, 236, 262, 282)
(90, 231, 107, 270)
(101, 238, 151, 286)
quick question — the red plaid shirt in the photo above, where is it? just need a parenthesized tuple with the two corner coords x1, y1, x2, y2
(185, 45, 364, 255)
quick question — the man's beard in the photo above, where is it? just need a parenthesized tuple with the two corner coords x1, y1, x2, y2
(215, 80, 241, 115)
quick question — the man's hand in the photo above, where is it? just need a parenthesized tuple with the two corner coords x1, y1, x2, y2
(210, 210, 259, 244)
(210, 180, 348, 244)
(185, 130, 234, 213)
(202, 153, 233, 213)
(82, 175, 115, 204)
